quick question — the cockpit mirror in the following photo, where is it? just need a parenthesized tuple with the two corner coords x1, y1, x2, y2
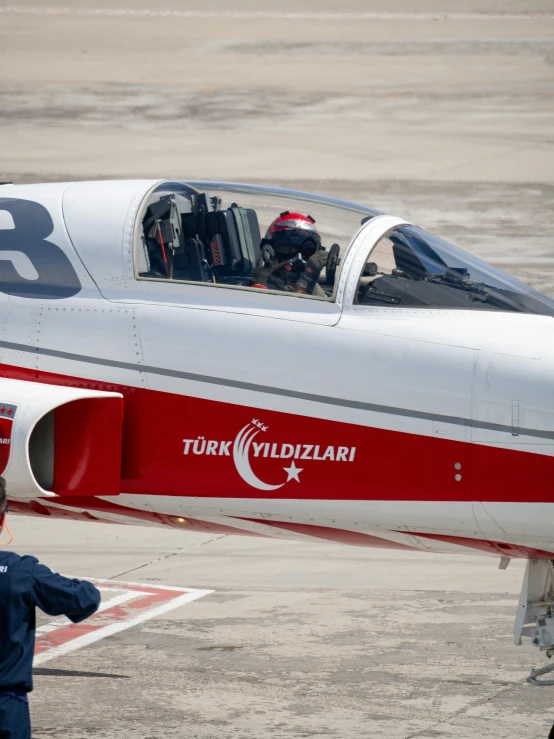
(363, 261, 378, 277)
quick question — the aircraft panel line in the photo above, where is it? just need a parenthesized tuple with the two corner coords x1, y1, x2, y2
(1, 338, 552, 440)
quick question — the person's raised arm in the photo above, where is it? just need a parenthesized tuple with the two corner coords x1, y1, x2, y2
(32, 560, 101, 623)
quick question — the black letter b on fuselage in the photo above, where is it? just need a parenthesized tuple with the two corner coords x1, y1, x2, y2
(0, 198, 82, 299)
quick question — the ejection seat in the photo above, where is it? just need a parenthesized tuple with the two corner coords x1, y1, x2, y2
(209, 204, 262, 286)
(138, 191, 263, 286)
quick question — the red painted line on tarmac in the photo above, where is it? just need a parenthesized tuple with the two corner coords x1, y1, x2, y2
(35, 588, 168, 653)
(34, 580, 213, 664)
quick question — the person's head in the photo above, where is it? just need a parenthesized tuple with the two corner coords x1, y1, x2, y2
(0, 476, 6, 532)
(265, 211, 322, 261)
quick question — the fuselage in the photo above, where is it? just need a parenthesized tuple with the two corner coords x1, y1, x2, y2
(1, 179, 554, 560)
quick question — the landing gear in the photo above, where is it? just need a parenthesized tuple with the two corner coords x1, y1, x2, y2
(528, 663, 554, 686)
(514, 559, 554, 686)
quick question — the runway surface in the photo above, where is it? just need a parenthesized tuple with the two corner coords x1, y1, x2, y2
(1, 0, 554, 736)
(1, 0, 554, 295)
(9, 516, 553, 739)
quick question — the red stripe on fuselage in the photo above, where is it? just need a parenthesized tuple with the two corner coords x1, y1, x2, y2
(244, 518, 418, 550)
(7, 497, 267, 537)
(12, 497, 554, 559)
(408, 531, 554, 560)
(1, 361, 553, 502)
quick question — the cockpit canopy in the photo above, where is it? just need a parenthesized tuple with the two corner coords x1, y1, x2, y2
(356, 225, 554, 316)
(133, 180, 554, 316)
(135, 181, 377, 300)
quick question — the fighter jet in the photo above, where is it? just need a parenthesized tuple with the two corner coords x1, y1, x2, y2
(1, 179, 554, 681)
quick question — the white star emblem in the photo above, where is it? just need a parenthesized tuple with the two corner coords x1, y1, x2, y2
(283, 460, 303, 483)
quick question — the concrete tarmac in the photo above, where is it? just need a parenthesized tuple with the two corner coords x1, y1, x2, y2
(1, 0, 554, 736)
(8, 516, 554, 739)
(1, 0, 554, 295)
(1, 0, 554, 185)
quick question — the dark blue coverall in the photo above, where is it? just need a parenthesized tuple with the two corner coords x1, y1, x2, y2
(0, 552, 101, 739)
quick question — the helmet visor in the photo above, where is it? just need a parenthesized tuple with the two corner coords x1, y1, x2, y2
(271, 228, 321, 257)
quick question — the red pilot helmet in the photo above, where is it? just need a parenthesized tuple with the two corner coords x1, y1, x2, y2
(265, 211, 321, 260)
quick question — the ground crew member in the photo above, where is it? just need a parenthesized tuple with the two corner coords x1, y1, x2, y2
(0, 477, 101, 739)
(253, 212, 328, 296)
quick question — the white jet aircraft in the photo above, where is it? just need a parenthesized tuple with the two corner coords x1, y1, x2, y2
(1, 179, 554, 683)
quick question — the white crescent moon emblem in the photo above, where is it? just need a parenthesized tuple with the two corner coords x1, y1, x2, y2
(233, 423, 285, 491)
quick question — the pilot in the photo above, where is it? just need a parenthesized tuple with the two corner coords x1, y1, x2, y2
(0, 477, 101, 739)
(252, 212, 328, 296)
